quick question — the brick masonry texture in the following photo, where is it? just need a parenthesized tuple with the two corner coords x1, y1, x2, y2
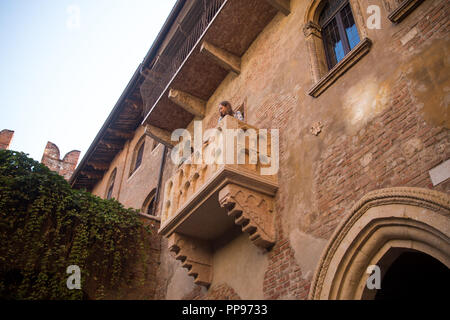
(84, 0, 450, 300)
(262, 217, 310, 300)
(250, 0, 449, 299)
(41, 141, 81, 181)
(0, 129, 14, 150)
(391, 1, 449, 55)
(309, 73, 450, 240)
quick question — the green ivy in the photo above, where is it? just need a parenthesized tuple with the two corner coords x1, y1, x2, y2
(0, 150, 152, 299)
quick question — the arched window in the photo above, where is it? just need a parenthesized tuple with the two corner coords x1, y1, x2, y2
(105, 168, 117, 200)
(142, 188, 157, 216)
(304, 0, 371, 97)
(130, 136, 146, 176)
(319, 0, 360, 70)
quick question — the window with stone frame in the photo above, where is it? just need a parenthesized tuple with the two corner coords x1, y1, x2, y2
(304, 0, 371, 98)
(319, 0, 360, 70)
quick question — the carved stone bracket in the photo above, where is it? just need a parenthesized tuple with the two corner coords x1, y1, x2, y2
(168, 89, 206, 118)
(144, 124, 175, 148)
(303, 21, 322, 38)
(168, 233, 213, 287)
(200, 41, 241, 75)
(219, 184, 276, 248)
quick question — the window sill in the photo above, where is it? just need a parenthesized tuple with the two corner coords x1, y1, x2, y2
(308, 37, 372, 98)
(138, 212, 161, 222)
(127, 165, 142, 182)
(388, 0, 424, 24)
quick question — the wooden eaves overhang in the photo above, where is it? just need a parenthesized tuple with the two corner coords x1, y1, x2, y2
(69, 67, 145, 191)
(70, 0, 188, 191)
(141, 0, 290, 140)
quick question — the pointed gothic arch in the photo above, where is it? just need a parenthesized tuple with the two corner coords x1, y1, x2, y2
(309, 187, 450, 300)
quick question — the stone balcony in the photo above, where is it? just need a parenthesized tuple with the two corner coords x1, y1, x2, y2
(159, 115, 278, 286)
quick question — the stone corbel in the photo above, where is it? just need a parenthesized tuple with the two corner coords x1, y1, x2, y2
(168, 89, 206, 119)
(168, 233, 213, 287)
(303, 21, 321, 38)
(200, 41, 241, 75)
(219, 184, 276, 249)
(144, 124, 175, 148)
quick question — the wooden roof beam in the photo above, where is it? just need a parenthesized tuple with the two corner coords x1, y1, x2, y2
(106, 128, 134, 140)
(86, 161, 110, 171)
(81, 170, 104, 180)
(98, 139, 124, 150)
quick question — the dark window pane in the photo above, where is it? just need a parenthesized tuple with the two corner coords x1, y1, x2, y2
(106, 169, 116, 199)
(323, 18, 345, 68)
(341, 4, 360, 50)
(134, 142, 145, 171)
(319, 0, 346, 25)
(107, 183, 114, 200)
(147, 197, 155, 215)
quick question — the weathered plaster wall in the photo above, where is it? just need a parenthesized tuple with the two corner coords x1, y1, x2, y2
(162, 0, 449, 299)
(89, 0, 449, 300)
(92, 125, 163, 211)
(210, 233, 268, 300)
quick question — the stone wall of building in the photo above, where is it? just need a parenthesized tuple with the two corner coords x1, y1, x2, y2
(162, 0, 449, 300)
(91, 125, 164, 210)
(89, 0, 449, 300)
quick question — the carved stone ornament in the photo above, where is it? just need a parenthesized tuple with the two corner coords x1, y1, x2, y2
(219, 184, 276, 248)
(168, 233, 213, 287)
(310, 121, 324, 136)
(303, 21, 322, 38)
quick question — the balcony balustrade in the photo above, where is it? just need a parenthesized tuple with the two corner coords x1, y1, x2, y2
(159, 115, 278, 286)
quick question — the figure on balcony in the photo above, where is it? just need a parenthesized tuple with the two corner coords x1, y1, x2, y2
(218, 101, 244, 124)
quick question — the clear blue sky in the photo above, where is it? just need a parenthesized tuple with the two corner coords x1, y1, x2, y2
(0, 0, 176, 162)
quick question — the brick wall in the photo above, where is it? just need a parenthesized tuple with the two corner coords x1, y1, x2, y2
(0, 129, 14, 150)
(262, 219, 310, 300)
(391, 0, 449, 54)
(244, 0, 449, 300)
(310, 76, 448, 240)
(140, 0, 450, 300)
(41, 141, 80, 181)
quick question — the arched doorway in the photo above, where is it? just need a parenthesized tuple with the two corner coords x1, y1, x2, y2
(362, 248, 450, 300)
(309, 187, 450, 300)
